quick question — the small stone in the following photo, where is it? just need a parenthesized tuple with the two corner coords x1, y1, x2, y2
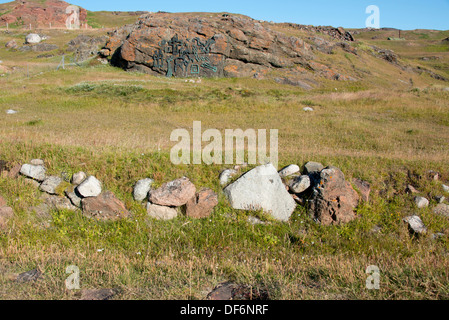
(30, 159, 44, 166)
(0, 195, 6, 207)
(16, 268, 42, 282)
(81, 191, 130, 221)
(45, 195, 78, 212)
(186, 188, 218, 219)
(25, 33, 42, 44)
(435, 195, 445, 204)
(247, 216, 265, 225)
(431, 233, 445, 240)
(427, 170, 439, 181)
(6, 109, 18, 114)
(133, 178, 154, 201)
(406, 184, 419, 194)
(443, 184, 449, 193)
(20, 164, 46, 182)
(352, 178, 371, 202)
(288, 175, 311, 194)
(24, 178, 41, 188)
(433, 204, 449, 217)
(0, 206, 14, 229)
(149, 177, 196, 207)
(414, 196, 429, 209)
(219, 169, 238, 186)
(303, 161, 324, 175)
(76, 176, 102, 198)
(39, 176, 62, 195)
(278, 164, 300, 178)
(303, 107, 314, 112)
(146, 202, 178, 220)
(71, 171, 87, 185)
(80, 289, 117, 300)
(8, 164, 22, 179)
(403, 215, 427, 235)
(65, 190, 82, 208)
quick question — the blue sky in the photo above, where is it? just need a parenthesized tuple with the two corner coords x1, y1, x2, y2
(2, 0, 449, 30)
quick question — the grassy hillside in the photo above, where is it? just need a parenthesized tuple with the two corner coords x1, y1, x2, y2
(0, 12, 449, 300)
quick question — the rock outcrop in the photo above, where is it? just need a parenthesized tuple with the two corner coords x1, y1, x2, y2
(0, 0, 88, 29)
(101, 12, 357, 84)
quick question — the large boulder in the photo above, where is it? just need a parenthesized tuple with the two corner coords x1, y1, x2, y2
(149, 177, 196, 207)
(224, 163, 297, 222)
(81, 191, 130, 221)
(76, 176, 102, 198)
(25, 33, 42, 44)
(309, 166, 359, 225)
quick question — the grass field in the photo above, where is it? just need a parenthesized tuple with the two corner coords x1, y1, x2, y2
(0, 23, 449, 300)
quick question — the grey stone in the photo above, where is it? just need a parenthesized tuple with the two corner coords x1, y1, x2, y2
(403, 215, 427, 235)
(20, 164, 46, 182)
(289, 175, 311, 194)
(303, 107, 314, 112)
(223, 163, 297, 222)
(25, 34, 42, 44)
(433, 204, 449, 217)
(414, 196, 429, 208)
(30, 159, 44, 166)
(146, 202, 178, 220)
(278, 164, 300, 178)
(71, 171, 87, 185)
(219, 169, 238, 186)
(80, 288, 118, 300)
(133, 178, 154, 201)
(65, 190, 82, 208)
(443, 184, 449, 193)
(431, 233, 445, 240)
(76, 176, 102, 198)
(303, 161, 324, 174)
(39, 176, 62, 195)
(16, 268, 42, 282)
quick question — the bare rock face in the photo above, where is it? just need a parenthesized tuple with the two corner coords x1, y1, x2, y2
(81, 191, 130, 221)
(186, 188, 218, 219)
(149, 177, 196, 207)
(309, 166, 359, 225)
(104, 12, 320, 80)
(0, 0, 89, 29)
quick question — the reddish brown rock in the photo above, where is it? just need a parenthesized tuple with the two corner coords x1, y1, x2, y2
(0, 0, 89, 29)
(309, 166, 359, 225)
(352, 178, 371, 203)
(186, 188, 218, 219)
(8, 164, 22, 179)
(149, 177, 196, 207)
(81, 191, 130, 221)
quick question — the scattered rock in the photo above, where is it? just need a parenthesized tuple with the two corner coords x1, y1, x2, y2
(146, 202, 178, 220)
(406, 184, 419, 194)
(80, 289, 118, 300)
(207, 281, 269, 300)
(370, 225, 382, 234)
(32, 43, 58, 52)
(39, 176, 62, 195)
(224, 163, 297, 222)
(149, 177, 196, 207)
(24, 177, 41, 188)
(443, 184, 449, 193)
(433, 204, 449, 217)
(0, 195, 6, 207)
(76, 176, 102, 198)
(291, 194, 305, 205)
(219, 169, 238, 186)
(427, 170, 439, 181)
(67, 35, 108, 62)
(186, 188, 218, 219)
(309, 166, 359, 225)
(81, 191, 130, 221)
(303, 107, 314, 112)
(133, 178, 154, 201)
(65, 189, 82, 208)
(303, 161, 324, 175)
(352, 178, 371, 202)
(8, 164, 22, 179)
(16, 268, 42, 282)
(403, 215, 427, 235)
(247, 216, 266, 225)
(288, 175, 311, 194)
(6, 109, 18, 114)
(278, 164, 300, 178)
(71, 171, 87, 185)
(20, 164, 46, 182)
(30, 159, 44, 166)
(5, 40, 18, 49)
(414, 196, 429, 209)
(431, 233, 445, 240)
(44, 194, 79, 212)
